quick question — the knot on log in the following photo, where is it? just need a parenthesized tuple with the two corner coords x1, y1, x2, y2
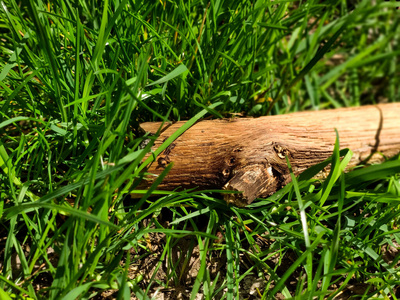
(273, 143, 291, 159)
(223, 163, 279, 207)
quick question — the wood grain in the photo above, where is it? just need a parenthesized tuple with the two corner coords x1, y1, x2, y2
(138, 103, 400, 206)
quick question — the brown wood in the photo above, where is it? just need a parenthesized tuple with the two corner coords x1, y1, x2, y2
(138, 103, 400, 206)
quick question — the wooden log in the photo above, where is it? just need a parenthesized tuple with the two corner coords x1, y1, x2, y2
(138, 103, 400, 207)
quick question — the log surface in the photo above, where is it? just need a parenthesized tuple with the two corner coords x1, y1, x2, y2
(139, 103, 400, 206)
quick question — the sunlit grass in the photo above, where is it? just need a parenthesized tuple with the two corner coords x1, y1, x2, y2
(0, 0, 400, 299)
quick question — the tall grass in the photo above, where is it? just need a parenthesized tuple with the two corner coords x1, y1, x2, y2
(0, 0, 400, 299)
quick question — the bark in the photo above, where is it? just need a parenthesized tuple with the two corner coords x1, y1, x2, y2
(138, 103, 400, 206)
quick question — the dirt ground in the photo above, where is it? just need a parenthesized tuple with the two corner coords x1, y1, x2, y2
(95, 212, 400, 300)
(2, 211, 399, 299)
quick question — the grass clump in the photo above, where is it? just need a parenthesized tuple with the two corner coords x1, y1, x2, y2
(0, 0, 400, 299)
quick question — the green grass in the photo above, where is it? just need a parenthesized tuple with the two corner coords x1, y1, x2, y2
(0, 0, 400, 299)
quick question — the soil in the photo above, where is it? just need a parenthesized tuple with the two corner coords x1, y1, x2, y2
(2, 212, 399, 299)
(93, 212, 400, 300)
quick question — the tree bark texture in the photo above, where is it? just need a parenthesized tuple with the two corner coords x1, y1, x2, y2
(139, 103, 400, 206)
